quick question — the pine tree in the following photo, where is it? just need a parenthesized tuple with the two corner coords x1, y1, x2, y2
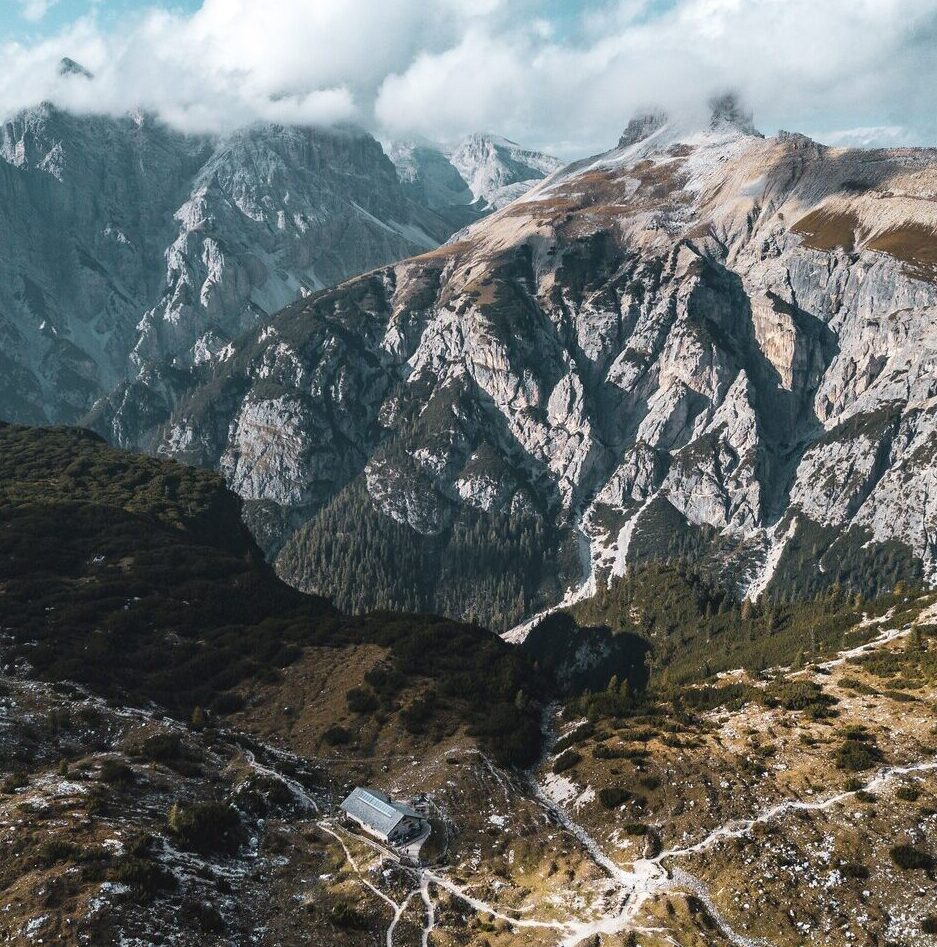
(619, 679, 632, 710)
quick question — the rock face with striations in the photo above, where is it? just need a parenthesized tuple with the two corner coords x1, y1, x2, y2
(92, 97, 937, 624)
(386, 132, 563, 229)
(0, 99, 554, 425)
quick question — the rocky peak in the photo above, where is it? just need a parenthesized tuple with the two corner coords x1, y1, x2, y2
(58, 57, 93, 80)
(708, 92, 760, 137)
(617, 110, 669, 149)
(447, 133, 562, 208)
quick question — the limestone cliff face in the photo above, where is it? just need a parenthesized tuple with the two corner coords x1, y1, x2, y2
(95, 105, 937, 612)
(0, 106, 547, 425)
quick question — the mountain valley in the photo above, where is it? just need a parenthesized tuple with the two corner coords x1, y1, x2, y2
(1, 38, 937, 946)
(4, 425, 937, 946)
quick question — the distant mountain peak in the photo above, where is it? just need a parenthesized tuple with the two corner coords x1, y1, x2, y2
(618, 111, 669, 149)
(708, 92, 760, 137)
(58, 57, 93, 80)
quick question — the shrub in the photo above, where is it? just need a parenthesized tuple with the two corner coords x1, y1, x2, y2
(839, 862, 869, 879)
(167, 801, 243, 855)
(552, 750, 582, 774)
(896, 785, 921, 802)
(400, 693, 437, 734)
(923, 916, 937, 935)
(835, 738, 883, 772)
(99, 759, 135, 786)
(346, 688, 379, 715)
(329, 901, 371, 930)
(621, 822, 649, 836)
(763, 679, 837, 716)
(640, 775, 661, 791)
(1, 772, 28, 794)
(181, 898, 226, 934)
(890, 844, 934, 871)
(127, 832, 156, 857)
(322, 725, 351, 746)
(597, 787, 631, 809)
(35, 838, 80, 867)
(554, 723, 595, 754)
(593, 743, 627, 760)
(139, 733, 183, 763)
(843, 724, 873, 741)
(212, 692, 247, 715)
(112, 856, 177, 897)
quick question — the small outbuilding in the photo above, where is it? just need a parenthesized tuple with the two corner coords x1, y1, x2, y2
(339, 787, 427, 846)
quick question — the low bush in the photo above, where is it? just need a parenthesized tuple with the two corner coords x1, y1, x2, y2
(139, 733, 183, 764)
(762, 679, 837, 717)
(322, 725, 351, 746)
(835, 737, 883, 772)
(99, 759, 135, 786)
(35, 838, 80, 867)
(890, 844, 934, 871)
(553, 723, 595, 755)
(112, 856, 177, 897)
(552, 750, 582, 774)
(400, 693, 437, 734)
(329, 900, 371, 930)
(167, 801, 243, 855)
(181, 898, 226, 935)
(593, 743, 628, 760)
(838, 862, 869, 879)
(0, 772, 28, 794)
(346, 688, 379, 715)
(597, 787, 631, 809)
(896, 785, 921, 802)
(211, 692, 246, 715)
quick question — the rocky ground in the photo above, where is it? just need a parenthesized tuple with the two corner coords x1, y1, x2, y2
(6, 596, 937, 945)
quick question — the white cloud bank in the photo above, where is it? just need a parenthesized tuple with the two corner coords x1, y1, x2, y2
(2, 0, 936, 155)
(19, 0, 58, 23)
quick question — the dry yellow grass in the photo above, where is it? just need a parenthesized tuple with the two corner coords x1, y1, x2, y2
(867, 223, 937, 282)
(792, 207, 861, 252)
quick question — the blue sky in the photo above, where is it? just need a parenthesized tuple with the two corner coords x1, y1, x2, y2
(2, 1, 197, 41)
(1, 0, 936, 156)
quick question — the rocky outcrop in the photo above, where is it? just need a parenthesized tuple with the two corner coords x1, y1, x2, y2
(0, 107, 551, 425)
(95, 105, 937, 618)
(387, 133, 562, 217)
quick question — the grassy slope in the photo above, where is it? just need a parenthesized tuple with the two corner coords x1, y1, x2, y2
(0, 423, 543, 766)
(570, 561, 918, 685)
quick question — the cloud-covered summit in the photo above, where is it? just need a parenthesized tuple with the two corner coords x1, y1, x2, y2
(2, 0, 936, 157)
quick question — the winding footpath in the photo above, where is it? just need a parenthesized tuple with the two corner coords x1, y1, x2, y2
(269, 612, 937, 945)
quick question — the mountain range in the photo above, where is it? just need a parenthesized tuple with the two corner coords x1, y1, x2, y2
(5, 86, 937, 947)
(81, 97, 937, 629)
(0, 86, 558, 426)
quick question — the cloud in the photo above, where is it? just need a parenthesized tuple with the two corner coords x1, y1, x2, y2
(2, 0, 936, 155)
(19, 0, 58, 22)
(821, 126, 912, 149)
